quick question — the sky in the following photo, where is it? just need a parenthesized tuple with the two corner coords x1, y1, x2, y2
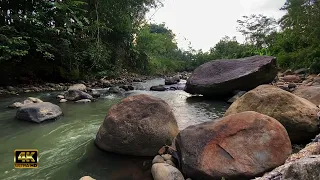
(146, 0, 287, 51)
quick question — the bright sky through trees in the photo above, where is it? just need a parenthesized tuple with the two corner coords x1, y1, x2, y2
(146, 0, 286, 51)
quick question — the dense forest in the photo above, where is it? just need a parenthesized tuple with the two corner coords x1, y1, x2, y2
(0, 0, 320, 85)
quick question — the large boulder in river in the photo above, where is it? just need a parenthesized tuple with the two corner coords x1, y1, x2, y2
(95, 94, 179, 156)
(185, 56, 277, 97)
(16, 102, 63, 123)
(225, 85, 320, 144)
(175, 111, 292, 180)
(294, 86, 320, 106)
(64, 90, 93, 101)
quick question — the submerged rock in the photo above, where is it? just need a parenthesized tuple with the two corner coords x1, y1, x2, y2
(64, 90, 93, 101)
(95, 94, 179, 156)
(185, 56, 277, 97)
(150, 85, 166, 91)
(225, 85, 320, 144)
(176, 111, 292, 180)
(151, 163, 184, 180)
(16, 102, 62, 123)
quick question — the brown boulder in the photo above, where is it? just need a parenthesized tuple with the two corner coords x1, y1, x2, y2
(175, 111, 292, 180)
(95, 94, 179, 156)
(281, 75, 301, 83)
(294, 86, 320, 105)
(225, 85, 320, 143)
(185, 56, 277, 97)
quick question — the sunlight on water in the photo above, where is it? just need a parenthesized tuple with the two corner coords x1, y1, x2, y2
(0, 79, 228, 180)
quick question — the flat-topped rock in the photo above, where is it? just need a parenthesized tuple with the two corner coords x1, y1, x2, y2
(185, 56, 277, 97)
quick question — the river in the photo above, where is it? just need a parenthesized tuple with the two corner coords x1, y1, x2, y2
(0, 79, 228, 180)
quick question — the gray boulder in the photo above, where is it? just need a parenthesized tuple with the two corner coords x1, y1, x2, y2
(16, 102, 62, 123)
(185, 56, 277, 97)
(152, 163, 185, 180)
(95, 94, 179, 156)
(64, 90, 93, 101)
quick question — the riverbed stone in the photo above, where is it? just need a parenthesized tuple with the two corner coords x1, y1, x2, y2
(281, 75, 301, 83)
(254, 156, 320, 180)
(95, 94, 179, 156)
(27, 97, 43, 103)
(151, 163, 184, 180)
(225, 85, 320, 144)
(8, 102, 24, 108)
(150, 85, 166, 91)
(59, 99, 67, 103)
(64, 90, 93, 101)
(57, 95, 65, 99)
(79, 176, 96, 180)
(153, 155, 165, 164)
(108, 86, 124, 94)
(165, 76, 180, 85)
(75, 99, 91, 103)
(16, 102, 63, 123)
(294, 86, 320, 105)
(254, 140, 320, 180)
(185, 56, 277, 97)
(68, 84, 87, 91)
(175, 111, 292, 180)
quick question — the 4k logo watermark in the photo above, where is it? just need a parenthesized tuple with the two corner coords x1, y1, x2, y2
(14, 149, 39, 168)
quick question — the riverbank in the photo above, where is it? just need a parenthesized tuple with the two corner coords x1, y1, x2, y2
(0, 71, 191, 96)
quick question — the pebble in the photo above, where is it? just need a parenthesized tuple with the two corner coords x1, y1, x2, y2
(60, 99, 67, 103)
(75, 99, 91, 103)
(57, 95, 65, 99)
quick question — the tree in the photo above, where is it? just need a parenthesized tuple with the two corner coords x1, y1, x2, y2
(237, 14, 278, 48)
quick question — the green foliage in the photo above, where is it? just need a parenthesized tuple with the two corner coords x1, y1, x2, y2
(0, 0, 163, 85)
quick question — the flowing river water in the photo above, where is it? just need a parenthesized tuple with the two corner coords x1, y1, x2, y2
(0, 79, 229, 180)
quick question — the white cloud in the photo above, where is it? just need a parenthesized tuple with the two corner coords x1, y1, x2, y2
(146, 0, 287, 51)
